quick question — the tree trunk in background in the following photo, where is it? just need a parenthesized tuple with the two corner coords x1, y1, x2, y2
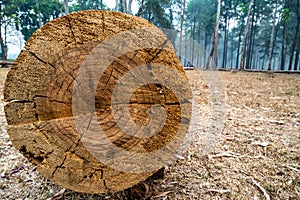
(128, 0, 133, 14)
(236, 28, 242, 69)
(268, 0, 278, 71)
(250, 25, 257, 69)
(261, 56, 265, 69)
(204, 27, 208, 66)
(239, 0, 254, 70)
(115, 0, 119, 11)
(293, 0, 300, 71)
(222, 13, 228, 69)
(206, 36, 215, 69)
(280, 0, 289, 71)
(123, 0, 127, 13)
(0, 5, 6, 60)
(0, 30, 6, 60)
(141, 0, 144, 16)
(206, 0, 221, 69)
(289, 0, 300, 70)
(35, 0, 42, 27)
(294, 36, 300, 71)
(213, 0, 222, 68)
(179, 0, 186, 62)
(246, 3, 255, 69)
(119, 0, 124, 12)
(191, 17, 196, 64)
(230, 32, 234, 69)
(64, 0, 69, 14)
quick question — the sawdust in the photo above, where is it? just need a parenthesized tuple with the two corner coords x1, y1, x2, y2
(0, 68, 299, 199)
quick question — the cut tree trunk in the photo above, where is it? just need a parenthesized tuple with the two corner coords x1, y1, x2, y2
(4, 10, 191, 194)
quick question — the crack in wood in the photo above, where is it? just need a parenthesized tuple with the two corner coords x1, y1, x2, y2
(65, 16, 77, 45)
(25, 49, 55, 69)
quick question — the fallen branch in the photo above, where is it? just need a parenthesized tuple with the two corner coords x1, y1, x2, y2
(208, 151, 240, 159)
(243, 104, 256, 112)
(267, 119, 285, 125)
(207, 188, 231, 194)
(250, 177, 270, 200)
(251, 141, 270, 147)
(0, 60, 14, 67)
(46, 188, 66, 200)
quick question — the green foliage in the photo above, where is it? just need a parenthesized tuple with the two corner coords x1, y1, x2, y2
(282, 8, 290, 22)
(185, 0, 216, 35)
(136, 0, 174, 29)
(14, 0, 64, 41)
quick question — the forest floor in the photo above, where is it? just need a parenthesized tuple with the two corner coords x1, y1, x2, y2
(0, 67, 299, 199)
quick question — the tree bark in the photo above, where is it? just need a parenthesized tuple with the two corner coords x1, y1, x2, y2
(204, 27, 208, 67)
(213, 0, 222, 68)
(128, 0, 133, 14)
(64, 0, 69, 15)
(230, 32, 234, 69)
(115, 0, 119, 11)
(295, 40, 300, 71)
(4, 10, 191, 194)
(293, 0, 300, 71)
(288, 0, 300, 70)
(250, 25, 257, 69)
(280, 0, 289, 71)
(239, 0, 254, 70)
(141, 0, 144, 16)
(191, 17, 196, 64)
(123, 0, 127, 13)
(206, 0, 221, 69)
(222, 12, 228, 69)
(205, 38, 215, 69)
(35, 0, 43, 27)
(0, 3, 6, 60)
(267, 0, 278, 71)
(0, 26, 6, 60)
(179, 0, 186, 62)
(236, 28, 242, 69)
(246, 3, 255, 70)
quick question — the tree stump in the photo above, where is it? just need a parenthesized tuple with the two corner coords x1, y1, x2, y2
(4, 10, 192, 194)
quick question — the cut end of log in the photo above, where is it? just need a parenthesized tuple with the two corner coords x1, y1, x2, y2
(4, 10, 192, 194)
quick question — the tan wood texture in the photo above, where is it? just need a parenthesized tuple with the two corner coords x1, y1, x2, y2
(4, 10, 191, 194)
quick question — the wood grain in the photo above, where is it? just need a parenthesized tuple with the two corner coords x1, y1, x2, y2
(4, 10, 191, 194)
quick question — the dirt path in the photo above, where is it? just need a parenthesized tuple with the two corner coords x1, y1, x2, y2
(0, 68, 299, 199)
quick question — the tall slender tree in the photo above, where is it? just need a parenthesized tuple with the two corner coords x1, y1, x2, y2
(239, 0, 254, 70)
(206, 0, 222, 69)
(179, 0, 186, 62)
(115, 0, 119, 11)
(213, 0, 222, 67)
(128, 0, 133, 14)
(268, 0, 278, 71)
(64, 0, 69, 14)
(293, 0, 300, 70)
(280, 0, 290, 70)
